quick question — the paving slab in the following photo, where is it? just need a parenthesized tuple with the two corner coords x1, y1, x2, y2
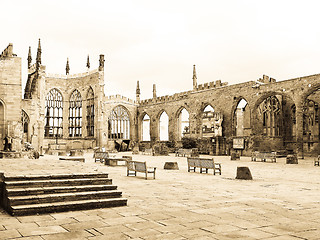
(0, 153, 320, 239)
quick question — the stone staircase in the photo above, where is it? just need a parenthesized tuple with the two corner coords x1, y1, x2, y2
(0, 173, 127, 216)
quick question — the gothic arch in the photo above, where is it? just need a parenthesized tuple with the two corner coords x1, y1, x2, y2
(86, 87, 95, 137)
(21, 110, 30, 143)
(69, 89, 82, 137)
(158, 110, 169, 141)
(108, 105, 131, 140)
(231, 97, 250, 136)
(44, 88, 63, 138)
(141, 112, 151, 141)
(176, 106, 190, 140)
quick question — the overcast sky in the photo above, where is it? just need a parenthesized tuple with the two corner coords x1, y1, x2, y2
(2, 0, 320, 100)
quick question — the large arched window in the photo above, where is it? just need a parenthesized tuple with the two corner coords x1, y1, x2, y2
(159, 111, 169, 141)
(44, 89, 63, 137)
(108, 105, 130, 140)
(202, 105, 215, 136)
(86, 87, 94, 137)
(21, 110, 30, 143)
(69, 90, 82, 137)
(259, 96, 281, 136)
(177, 108, 189, 140)
(142, 114, 150, 141)
(234, 99, 249, 136)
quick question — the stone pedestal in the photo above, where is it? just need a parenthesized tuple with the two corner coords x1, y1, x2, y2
(236, 166, 252, 180)
(286, 155, 298, 164)
(164, 162, 179, 170)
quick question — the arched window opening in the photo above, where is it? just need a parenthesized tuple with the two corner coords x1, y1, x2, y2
(159, 111, 169, 141)
(86, 88, 94, 137)
(44, 89, 63, 137)
(202, 105, 215, 136)
(234, 99, 249, 136)
(69, 90, 82, 137)
(108, 106, 130, 140)
(142, 114, 150, 141)
(178, 108, 189, 139)
(259, 96, 281, 136)
(303, 100, 319, 138)
(21, 110, 29, 143)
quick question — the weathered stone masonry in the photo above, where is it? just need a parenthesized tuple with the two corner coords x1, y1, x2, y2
(2, 40, 320, 157)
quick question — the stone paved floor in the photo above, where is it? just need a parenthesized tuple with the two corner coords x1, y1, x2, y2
(0, 152, 319, 239)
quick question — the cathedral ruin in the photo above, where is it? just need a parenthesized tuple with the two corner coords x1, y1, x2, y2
(1, 40, 320, 158)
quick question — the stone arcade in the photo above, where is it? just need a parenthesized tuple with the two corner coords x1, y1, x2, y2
(1, 40, 320, 157)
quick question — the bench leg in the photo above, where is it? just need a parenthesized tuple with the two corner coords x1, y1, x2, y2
(145, 172, 147, 180)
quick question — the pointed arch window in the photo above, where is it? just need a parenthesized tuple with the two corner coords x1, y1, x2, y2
(108, 106, 130, 140)
(86, 88, 94, 137)
(69, 90, 82, 137)
(45, 89, 63, 137)
(260, 96, 281, 136)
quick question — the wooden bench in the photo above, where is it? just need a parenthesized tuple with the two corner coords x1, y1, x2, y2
(126, 160, 156, 179)
(142, 148, 154, 155)
(94, 151, 110, 163)
(175, 148, 192, 157)
(315, 155, 320, 166)
(251, 151, 277, 163)
(187, 157, 221, 175)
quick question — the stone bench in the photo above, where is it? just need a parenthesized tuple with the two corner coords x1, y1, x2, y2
(187, 157, 221, 175)
(251, 151, 276, 163)
(126, 160, 156, 179)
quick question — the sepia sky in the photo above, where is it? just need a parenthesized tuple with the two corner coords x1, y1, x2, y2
(2, 0, 320, 100)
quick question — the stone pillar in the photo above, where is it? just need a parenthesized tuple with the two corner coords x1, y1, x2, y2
(168, 115, 176, 143)
(149, 116, 158, 144)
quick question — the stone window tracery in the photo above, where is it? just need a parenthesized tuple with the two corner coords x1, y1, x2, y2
(108, 105, 130, 140)
(259, 96, 281, 136)
(86, 88, 95, 137)
(69, 90, 82, 137)
(44, 89, 63, 138)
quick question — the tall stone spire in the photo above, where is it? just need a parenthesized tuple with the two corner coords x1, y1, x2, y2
(36, 38, 42, 69)
(99, 54, 105, 71)
(27, 46, 32, 69)
(66, 58, 70, 75)
(86, 55, 90, 70)
(193, 64, 197, 90)
(136, 80, 140, 102)
(153, 84, 157, 99)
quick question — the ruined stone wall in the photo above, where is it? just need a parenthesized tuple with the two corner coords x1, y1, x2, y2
(0, 44, 22, 151)
(138, 73, 320, 156)
(39, 70, 105, 150)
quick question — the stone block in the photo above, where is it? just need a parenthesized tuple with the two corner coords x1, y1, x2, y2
(286, 154, 298, 164)
(236, 166, 252, 180)
(164, 162, 179, 170)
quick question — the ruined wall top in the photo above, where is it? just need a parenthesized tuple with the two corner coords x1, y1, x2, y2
(46, 69, 100, 79)
(0, 43, 16, 58)
(105, 94, 136, 104)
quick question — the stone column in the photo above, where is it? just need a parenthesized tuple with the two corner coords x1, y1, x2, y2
(168, 115, 176, 142)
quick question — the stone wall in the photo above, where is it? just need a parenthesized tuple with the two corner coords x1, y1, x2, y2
(0, 44, 22, 151)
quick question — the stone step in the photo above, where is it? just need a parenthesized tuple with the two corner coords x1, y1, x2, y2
(10, 198, 128, 216)
(9, 190, 123, 205)
(6, 184, 118, 196)
(4, 173, 109, 181)
(5, 178, 112, 188)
